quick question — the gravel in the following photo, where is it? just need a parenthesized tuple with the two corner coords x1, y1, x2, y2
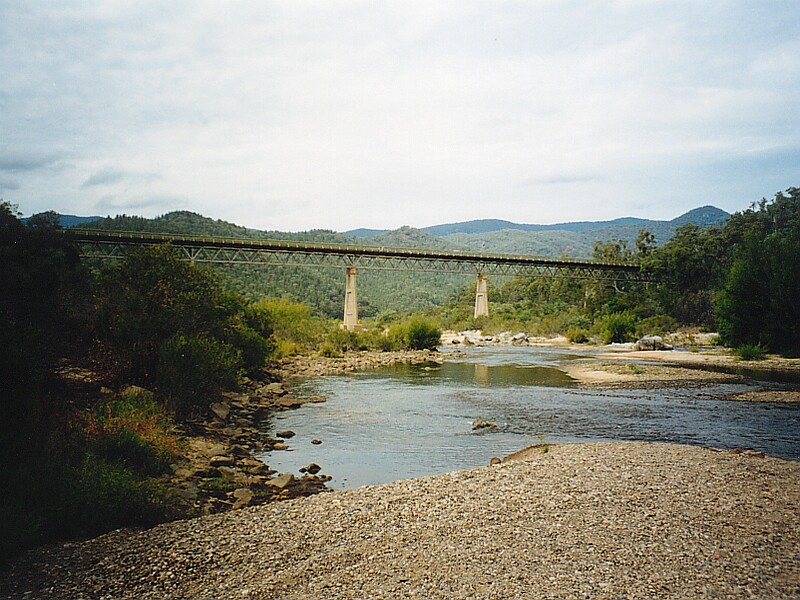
(2, 441, 799, 599)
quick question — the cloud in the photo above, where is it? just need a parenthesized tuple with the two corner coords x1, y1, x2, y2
(95, 193, 188, 214)
(82, 167, 127, 187)
(1, 2, 799, 229)
(0, 179, 21, 191)
(0, 150, 64, 172)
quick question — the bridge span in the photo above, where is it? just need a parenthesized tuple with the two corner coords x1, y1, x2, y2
(64, 229, 647, 330)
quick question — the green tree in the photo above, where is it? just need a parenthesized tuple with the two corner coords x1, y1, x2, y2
(94, 244, 235, 384)
(716, 188, 800, 355)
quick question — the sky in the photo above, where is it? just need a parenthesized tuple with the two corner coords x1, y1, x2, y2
(2, 1, 799, 232)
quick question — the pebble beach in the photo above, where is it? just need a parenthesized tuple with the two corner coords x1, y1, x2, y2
(3, 441, 799, 599)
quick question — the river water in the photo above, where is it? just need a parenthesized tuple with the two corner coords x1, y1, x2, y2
(261, 346, 800, 489)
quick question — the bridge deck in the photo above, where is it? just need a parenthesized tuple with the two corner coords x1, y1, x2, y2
(63, 229, 648, 281)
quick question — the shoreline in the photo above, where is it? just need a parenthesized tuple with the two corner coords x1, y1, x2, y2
(3, 440, 798, 598)
(152, 340, 800, 518)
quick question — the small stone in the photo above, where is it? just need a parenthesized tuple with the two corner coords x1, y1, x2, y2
(207, 444, 228, 457)
(209, 455, 234, 468)
(265, 473, 294, 489)
(489, 457, 502, 466)
(276, 430, 295, 439)
(305, 463, 321, 475)
(210, 403, 230, 420)
(311, 439, 323, 445)
(472, 417, 497, 431)
(271, 442, 289, 451)
(265, 382, 286, 395)
(232, 488, 254, 509)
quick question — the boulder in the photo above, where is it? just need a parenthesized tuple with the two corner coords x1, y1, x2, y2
(634, 335, 673, 351)
(266, 473, 294, 489)
(311, 438, 323, 445)
(276, 430, 296, 439)
(299, 463, 321, 475)
(472, 417, 497, 431)
(209, 455, 234, 468)
(232, 488, 254, 509)
(209, 402, 230, 420)
(265, 382, 286, 396)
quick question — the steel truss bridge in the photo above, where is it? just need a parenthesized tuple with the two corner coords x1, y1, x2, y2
(63, 229, 648, 329)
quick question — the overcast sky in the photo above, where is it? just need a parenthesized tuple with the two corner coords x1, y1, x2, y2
(2, 2, 799, 232)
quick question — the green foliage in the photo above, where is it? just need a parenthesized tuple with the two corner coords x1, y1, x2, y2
(252, 297, 330, 353)
(227, 320, 275, 375)
(156, 335, 242, 415)
(318, 343, 342, 358)
(565, 326, 590, 343)
(734, 343, 769, 361)
(401, 317, 442, 350)
(635, 314, 679, 338)
(595, 311, 637, 344)
(643, 224, 727, 326)
(715, 188, 800, 356)
(61, 453, 168, 539)
(94, 244, 235, 382)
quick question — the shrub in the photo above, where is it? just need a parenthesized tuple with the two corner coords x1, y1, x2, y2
(734, 343, 768, 361)
(60, 453, 166, 539)
(596, 311, 637, 344)
(318, 343, 342, 358)
(326, 328, 363, 353)
(635, 314, 679, 338)
(565, 326, 590, 344)
(156, 335, 241, 416)
(404, 317, 442, 350)
(227, 321, 274, 375)
(83, 387, 178, 477)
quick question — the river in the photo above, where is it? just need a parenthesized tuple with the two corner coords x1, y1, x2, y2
(261, 346, 800, 489)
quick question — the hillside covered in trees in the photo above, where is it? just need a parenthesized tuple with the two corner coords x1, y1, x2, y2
(77, 205, 728, 319)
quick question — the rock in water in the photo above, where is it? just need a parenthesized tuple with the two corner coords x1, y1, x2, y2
(472, 417, 497, 431)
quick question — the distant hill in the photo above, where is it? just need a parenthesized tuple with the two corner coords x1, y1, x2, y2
(344, 206, 730, 259)
(49, 205, 730, 315)
(346, 206, 729, 237)
(21, 213, 103, 228)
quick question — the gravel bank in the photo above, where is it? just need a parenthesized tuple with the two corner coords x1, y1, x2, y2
(3, 442, 798, 599)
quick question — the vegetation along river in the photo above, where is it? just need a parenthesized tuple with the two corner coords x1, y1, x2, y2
(262, 346, 800, 489)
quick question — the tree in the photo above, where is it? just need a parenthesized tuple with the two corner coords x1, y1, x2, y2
(716, 188, 800, 355)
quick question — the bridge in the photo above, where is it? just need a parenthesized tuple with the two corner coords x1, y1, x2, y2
(64, 229, 648, 330)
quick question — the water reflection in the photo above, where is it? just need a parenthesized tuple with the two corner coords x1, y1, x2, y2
(370, 360, 576, 388)
(262, 347, 800, 490)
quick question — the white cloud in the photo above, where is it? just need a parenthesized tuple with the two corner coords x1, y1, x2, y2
(2, 1, 799, 228)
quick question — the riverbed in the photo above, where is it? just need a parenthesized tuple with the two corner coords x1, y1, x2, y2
(262, 346, 800, 488)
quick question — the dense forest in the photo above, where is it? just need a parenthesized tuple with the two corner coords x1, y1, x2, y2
(1, 187, 797, 560)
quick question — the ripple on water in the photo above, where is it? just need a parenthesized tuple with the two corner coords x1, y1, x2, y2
(261, 347, 800, 489)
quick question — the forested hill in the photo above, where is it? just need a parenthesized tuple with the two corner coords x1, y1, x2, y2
(72, 206, 729, 317)
(345, 206, 729, 259)
(80, 205, 729, 260)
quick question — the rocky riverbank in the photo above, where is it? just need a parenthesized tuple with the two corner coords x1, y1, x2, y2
(3, 442, 798, 599)
(160, 350, 447, 517)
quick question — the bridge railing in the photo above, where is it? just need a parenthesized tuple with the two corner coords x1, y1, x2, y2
(63, 228, 646, 279)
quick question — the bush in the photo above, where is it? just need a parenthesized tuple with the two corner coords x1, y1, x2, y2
(404, 317, 442, 350)
(156, 335, 241, 416)
(60, 453, 167, 539)
(596, 312, 637, 344)
(635, 314, 679, 338)
(565, 326, 590, 344)
(734, 343, 769, 361)
(227, 321, 274, 375)
(318, 343, 342, 358)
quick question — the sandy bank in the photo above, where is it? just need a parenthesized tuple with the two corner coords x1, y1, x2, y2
(2, 441, 798, 599)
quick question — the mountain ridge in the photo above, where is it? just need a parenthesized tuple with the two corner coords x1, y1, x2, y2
(344, 206, 729, 237)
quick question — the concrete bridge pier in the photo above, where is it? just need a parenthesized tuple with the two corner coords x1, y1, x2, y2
(474, 273, 489, 319)
(343, 266, 361, 331)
